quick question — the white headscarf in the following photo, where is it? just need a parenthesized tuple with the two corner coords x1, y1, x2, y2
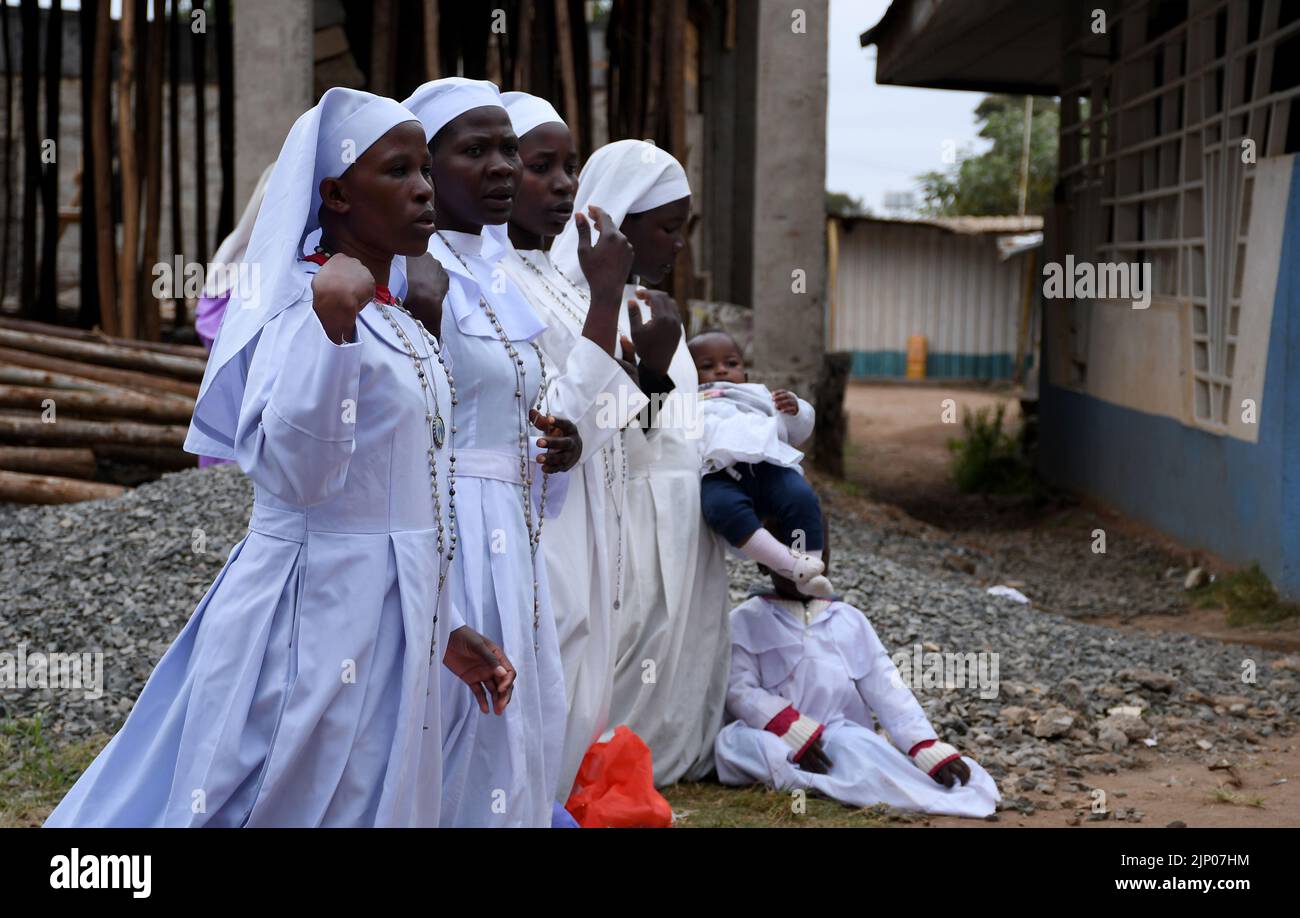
(402, 77, 506, 145)
(550, 139, 691, 285)
(185, 87, 421, 459)
(482, 91, 569, 257)
(202, 163, 275, 299)
(501, 91, 565, 138)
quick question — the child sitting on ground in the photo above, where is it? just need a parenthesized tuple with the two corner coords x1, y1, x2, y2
(688, 330, 831, 597)
(713, 521, 1001, 817)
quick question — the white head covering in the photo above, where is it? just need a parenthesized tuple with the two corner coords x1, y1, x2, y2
(501, 91, 565, 138)
(184, 87, 421, 459)
(550, 138, 691, 285)
(481, 92, 570, 257)
(202, 163, 275, 299)
(402, 77, 507, 144)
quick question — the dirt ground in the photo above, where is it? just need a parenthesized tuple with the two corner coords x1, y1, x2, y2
(836, 381, 1300, 829)
(843, 382, 1300, 652)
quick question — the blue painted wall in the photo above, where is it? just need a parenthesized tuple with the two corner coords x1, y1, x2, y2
(1038, 158, 1300, 598)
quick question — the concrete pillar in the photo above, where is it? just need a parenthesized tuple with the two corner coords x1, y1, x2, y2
(234, 0, 314, 208)
(749, 0, 828, 400)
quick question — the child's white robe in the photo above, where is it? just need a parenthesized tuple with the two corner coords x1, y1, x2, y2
(715, 595, 1001, 817)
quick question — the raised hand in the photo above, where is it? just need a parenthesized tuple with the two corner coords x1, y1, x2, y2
(530, 408, 582, 473)
(627, 288, 682, 379)
(311, 253, 375, 344)
(575, 205, 634, 356)
(443, 625, 516, 715)
(404, 252, 450, 337)
(576, 205, 635, 306)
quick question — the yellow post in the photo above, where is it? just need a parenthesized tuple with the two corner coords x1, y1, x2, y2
(906, 334, 927, 379)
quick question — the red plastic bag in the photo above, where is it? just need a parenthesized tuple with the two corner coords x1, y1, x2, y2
(564, 726, 673, 828)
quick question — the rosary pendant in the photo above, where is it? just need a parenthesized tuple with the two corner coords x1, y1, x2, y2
(431, 414, 446, 449)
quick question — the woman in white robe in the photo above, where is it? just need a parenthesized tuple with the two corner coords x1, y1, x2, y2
(44, 89, 512, 828)
(402, 79, 592, 827)
(489, 93, 649, 802)
(716, 592, 1001, 817)
(552, 140, 731, 786)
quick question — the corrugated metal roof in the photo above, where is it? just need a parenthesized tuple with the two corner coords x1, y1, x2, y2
(839, 214, 1044, 235)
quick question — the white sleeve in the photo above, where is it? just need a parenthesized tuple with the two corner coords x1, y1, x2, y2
(851, 617, 938, 754)
(543, 336, 647, 463)
(779, 396, 815, 448)
(232, 302, 361, 507)
(726, 641, 796, 729)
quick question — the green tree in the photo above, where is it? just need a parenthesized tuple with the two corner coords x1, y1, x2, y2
(826, 190, 867, 217)
(917, 95, 1059, 216)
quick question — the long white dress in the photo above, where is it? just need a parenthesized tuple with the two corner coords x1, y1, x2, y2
(431, 230, 568, 827)
(497, 248, 648, 801)
(607, 283, 731, 786)
(46, 260, 459, 827)
(715, 595, 1000, 817)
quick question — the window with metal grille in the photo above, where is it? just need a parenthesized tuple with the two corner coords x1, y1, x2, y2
(1058, 0, 1300, 431)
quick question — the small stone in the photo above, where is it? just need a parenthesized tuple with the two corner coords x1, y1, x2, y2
(1098, 726, 1129, 751)
(1032, 707, 1076, 738)
(1118, 668, 1177, 692)
(1166, 819, 1187, 829)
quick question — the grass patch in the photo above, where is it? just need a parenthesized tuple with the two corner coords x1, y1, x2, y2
(661, 780, 903, 828)
(1190, 563, 1300, 627)
(946, 404, 1041, 496)
(0, 717, 105, 828)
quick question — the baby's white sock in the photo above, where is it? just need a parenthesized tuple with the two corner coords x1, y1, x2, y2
(739, 528, 801, 577)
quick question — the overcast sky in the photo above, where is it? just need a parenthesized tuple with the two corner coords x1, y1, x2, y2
(826, 0, 989, 213)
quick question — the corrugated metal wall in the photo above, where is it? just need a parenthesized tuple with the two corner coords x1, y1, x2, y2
(830, 219, 1028, 379)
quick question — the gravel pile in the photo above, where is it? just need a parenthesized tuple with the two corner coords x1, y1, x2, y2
(0, 464, 253, 740)
(2, 465, 1297, 812)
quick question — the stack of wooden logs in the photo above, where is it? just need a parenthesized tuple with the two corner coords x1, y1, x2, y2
(0, 317, 204, 505)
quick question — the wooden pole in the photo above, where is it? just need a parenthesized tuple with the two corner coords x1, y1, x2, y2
(554, 0, 581, 153)
(191, 1, 208, 266)
(36, 0, 60, 322)
(0, 327, 208, 380)
(0, 384, 195, 423)
(19, 0, 39, 317)
(0, 346, 200, 397)
(0, 413, 188, 448)
(370, 0, 396, 95)
(1017, 95, 1033, 216)
(423, 0, 442, 79)
(0, 469, 126, 504)
(512, 0, 531, 90)
(168, 0, 185, 329)
(90, 0, 118, 336)
(0, 445, 98, 479)
(140, 0, 166, 341)
(666, 0, 686, 161)
(76, 0, 100, 329)
(117, 0, 140, 339)
(0, 1, 15, 309)
(0, 315, 209, 357)
(214, 0, 234, 243)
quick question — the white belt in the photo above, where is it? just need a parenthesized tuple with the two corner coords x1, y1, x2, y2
(454, 447, 532, 486)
